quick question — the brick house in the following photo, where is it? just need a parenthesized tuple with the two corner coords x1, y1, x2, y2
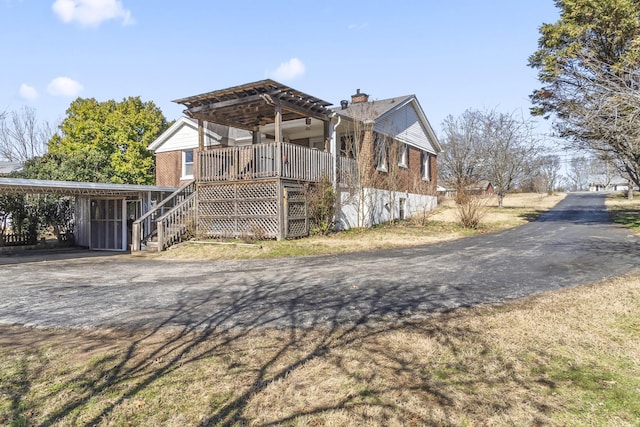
(140, 80, 441, 250)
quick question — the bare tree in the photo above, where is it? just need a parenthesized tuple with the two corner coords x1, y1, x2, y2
(537, 154, 561, 194)
(0, 106, 54, 162)
(439, 110, 486, 196)
(481, 110, 541, 207)
(588, 155, 619, 191)
(567, 156, 591, 191)
(338, 104, 379, 228)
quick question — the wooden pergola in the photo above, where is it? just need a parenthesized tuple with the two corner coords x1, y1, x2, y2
(173, 79, 333, 149)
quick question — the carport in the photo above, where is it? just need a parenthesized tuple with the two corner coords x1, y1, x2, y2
(0, 178, 176, 251)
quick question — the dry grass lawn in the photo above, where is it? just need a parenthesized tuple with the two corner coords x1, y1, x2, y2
(152, 192, 566, 261)
(6, 191, 638, 426)
(1, 273, 639, 426)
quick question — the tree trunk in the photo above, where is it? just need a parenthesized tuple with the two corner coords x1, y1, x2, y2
(628, 181, 634, 200)
(498, 193, 504, 208)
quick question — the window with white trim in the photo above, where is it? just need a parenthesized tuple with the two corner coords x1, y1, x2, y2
(182, 149, 194, 179)
(398, 143, 409, 168)
(422, 152, 431, 181)
(374, 135, 388, 172)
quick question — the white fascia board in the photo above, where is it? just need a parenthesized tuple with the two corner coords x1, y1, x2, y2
(148, 117, 191, 151)
(376, 96, 442, 154)
(148, 117, 222, 152)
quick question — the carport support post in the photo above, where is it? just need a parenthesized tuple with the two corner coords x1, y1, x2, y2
(157, 220, 164, 252)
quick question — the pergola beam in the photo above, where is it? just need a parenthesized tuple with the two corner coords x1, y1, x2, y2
(176, 79, 333, 134)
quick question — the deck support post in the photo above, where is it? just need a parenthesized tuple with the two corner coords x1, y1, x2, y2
(277, 180, 285, 240)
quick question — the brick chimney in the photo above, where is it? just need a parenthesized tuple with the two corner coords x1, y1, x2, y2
(351, 88, 369, 104)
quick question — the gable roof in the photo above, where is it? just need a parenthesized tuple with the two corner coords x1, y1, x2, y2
(333, 95, 442, 154)
(148, 116, 226, 152)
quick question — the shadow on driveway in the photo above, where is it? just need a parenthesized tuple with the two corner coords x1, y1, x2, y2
(0, 247, 131, 266)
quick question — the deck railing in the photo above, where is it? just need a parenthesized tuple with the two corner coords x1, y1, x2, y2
(198, 141, 354, 184)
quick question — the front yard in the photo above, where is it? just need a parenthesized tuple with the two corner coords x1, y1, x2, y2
(1, 271, 639, 426)
(3, 191, 640, 426)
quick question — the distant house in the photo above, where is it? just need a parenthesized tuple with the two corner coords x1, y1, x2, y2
(468, 180, 494, 195)
(0, 161, 23, 176)
(142, 80, 442, 250)
(437, 180, 494, 197)
(588, 175, 631, 192)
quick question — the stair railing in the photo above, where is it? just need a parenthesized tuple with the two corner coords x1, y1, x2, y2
(132, 179, 196, 251)
(156, 191, 197, 251)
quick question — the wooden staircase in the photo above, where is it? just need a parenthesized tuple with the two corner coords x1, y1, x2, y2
(132, 180, 197, 252)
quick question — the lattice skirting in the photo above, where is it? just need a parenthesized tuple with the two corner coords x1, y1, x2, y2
(197, 179, 310, 239)
(284, 184, 308, 238)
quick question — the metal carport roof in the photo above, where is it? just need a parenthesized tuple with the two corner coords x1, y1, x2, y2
(0, 178, 177, 197)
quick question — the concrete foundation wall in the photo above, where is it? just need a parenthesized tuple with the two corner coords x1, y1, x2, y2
(335, 186, 437, 230)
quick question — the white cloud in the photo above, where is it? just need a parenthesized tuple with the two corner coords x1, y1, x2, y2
(52, 0, 134, 27)
(47, 77, 84, 97)
(19, 83, 39, 100)
(267, 58, 306, 81)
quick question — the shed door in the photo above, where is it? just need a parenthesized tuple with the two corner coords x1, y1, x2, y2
(90, 199, 126, 251)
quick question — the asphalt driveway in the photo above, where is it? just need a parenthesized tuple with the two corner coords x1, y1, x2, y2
(1, 192, 638, 331)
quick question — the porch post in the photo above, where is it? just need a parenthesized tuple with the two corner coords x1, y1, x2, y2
(252, 126, 261, 144)
(329, 113, 341, 189)
(275, 104, 282, 176)
(323, 120, 331, 151)
(197, 119, 205, 150)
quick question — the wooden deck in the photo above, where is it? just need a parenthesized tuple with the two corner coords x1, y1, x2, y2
(197, 141, 357, 184)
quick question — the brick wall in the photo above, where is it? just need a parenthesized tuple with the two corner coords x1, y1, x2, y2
(155, 151, 182, 187)
(365, 136, 437, 196)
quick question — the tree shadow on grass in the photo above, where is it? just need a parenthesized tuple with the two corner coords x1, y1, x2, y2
(517, 209, 546, 223)
(609, 206, 640, 229)
(2, 272, 566, 426)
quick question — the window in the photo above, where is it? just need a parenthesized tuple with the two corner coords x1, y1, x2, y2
(182, 149, 194, 178)
(340, 135, 356, 158)
(374, 135, 388, 172)
(421, 151, 431, 181)
(399, 144, 409, 168)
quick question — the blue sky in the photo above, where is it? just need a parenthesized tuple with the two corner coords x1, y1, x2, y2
(1, 0, 560, 139)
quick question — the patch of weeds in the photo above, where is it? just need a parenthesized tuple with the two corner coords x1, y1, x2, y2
(547, 359, 640, 423)
(610, 208, 640, 231)
(614, 315, 640, 337)
(606, 194, 640, 232)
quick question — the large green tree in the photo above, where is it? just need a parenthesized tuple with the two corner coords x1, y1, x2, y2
(44, 96, 169, 184)
(529, 0, 640, 186)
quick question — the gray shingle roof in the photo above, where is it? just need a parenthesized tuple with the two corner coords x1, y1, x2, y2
(332, 95, 413, 121)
